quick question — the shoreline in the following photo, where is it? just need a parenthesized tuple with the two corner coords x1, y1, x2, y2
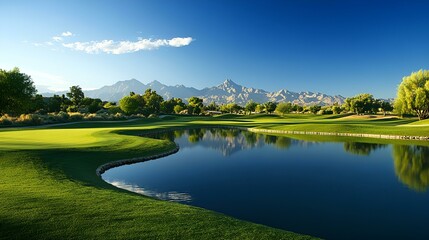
(246, 128, 429, 141)
(96, 144, 180, 177)
(97, 125, 429, 176)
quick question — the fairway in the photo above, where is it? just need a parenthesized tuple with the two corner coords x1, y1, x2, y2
(1, 114, 428, 239)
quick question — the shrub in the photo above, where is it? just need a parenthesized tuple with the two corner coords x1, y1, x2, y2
(108, 106, 123, 114)
(84, 113, 103, 121)
(57, 111, 69, 121)
(114, 113, 125, 120)
(16, 114, 42, 125)
(0, 114, 14, 126)
(68, 112, 84, 121)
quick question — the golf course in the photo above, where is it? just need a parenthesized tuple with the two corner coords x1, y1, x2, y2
(1, 114, 428, 239)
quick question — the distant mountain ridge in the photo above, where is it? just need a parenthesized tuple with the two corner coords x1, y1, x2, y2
(41, 79, 346, 106)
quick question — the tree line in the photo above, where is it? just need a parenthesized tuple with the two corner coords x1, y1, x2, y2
(1, 67, 429, 120)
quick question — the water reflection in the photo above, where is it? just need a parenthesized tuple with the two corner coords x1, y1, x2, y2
(146, 128, 294, 155)
(104, 128, 429, 239)
(106, 180, 192, 202)
(145, 128, 429, 192)
(393, 145, 429, 192)
(343, 142, 387, 156)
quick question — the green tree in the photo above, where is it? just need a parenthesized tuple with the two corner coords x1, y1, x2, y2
(103, 102, 116, 109)
(188, 96, 204, 115)
(66, 85, 85, 108)
(60, 94, 71, 112)
(263, 102, 277, 114)
(275, 102, 293, 115)
(119, 96, 140, 115)
(332, 104, 342, 114)
(46, 95, 62, 113)
(143, 89, 164, 115)
(188, 96, 203, 107)
(245, 100, 258, 114)
(85, 98, 103, 113)
(255, 104, 264, 113)
(29, 94, 47, 113)
(293, 104, 304, 113)
(309, 105, 322, 114)
(0, 67, 36, 115)
(174, 104, 185, 114)
(379, 100, 393, 116)
(205, 101, 220, 111)
(395, 69, 429, 120)
(161, 98, 184, 114)
(220, 103, 241, 113)
(343, 93, 376, 114)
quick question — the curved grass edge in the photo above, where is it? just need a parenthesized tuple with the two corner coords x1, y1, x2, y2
(0, 126, 318, 240)
(96, 144, 180, 176)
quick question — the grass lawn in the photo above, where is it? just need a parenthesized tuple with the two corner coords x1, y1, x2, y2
(1, 114, 428, 239)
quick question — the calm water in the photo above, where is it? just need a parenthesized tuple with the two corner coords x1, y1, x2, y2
(102, 128, 429, 240)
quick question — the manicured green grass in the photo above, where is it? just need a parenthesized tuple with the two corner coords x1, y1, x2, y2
(1, 113, 428, 239)
(0, 117, 316, 240)
(254, 115, 429, 136)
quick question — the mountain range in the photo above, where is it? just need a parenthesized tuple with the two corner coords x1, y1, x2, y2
(42, 79, 345, 106)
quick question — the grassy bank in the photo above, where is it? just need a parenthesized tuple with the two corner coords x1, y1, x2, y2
(0, 117, 316, 240)
(1, 114, 428, 239)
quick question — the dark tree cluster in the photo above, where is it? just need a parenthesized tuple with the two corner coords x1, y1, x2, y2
(0, 68, 36, 115)
(0, 68, 107, 116)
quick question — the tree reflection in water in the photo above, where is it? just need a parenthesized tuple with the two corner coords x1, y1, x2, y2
(147, 128, 294, 155)
(187, 129, 205, 143)
(343, 142, 387, 156)
(393, 145, 429, 192)
(147, 128, 429, 192)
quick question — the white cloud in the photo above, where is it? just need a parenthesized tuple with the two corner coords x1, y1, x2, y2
(52, 36, 63, 42)
(168, 37, 193, 47)
(52, 31, 73, 42)
(61, 31, 73, 37)
(62, 37, 193, 54)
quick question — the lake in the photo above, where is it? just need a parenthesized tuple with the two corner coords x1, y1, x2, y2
(101, 128, 429, 240)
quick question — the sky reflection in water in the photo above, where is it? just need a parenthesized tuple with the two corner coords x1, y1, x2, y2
(102, 128, 429, 240)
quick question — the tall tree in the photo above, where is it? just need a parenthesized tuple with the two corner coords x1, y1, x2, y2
(205, 101, 220, 111)
(309, 105, 322, 114)
(343, 93, 377, 114)
(66, 85, 85, 107)
(275, 102, 293, 115)
(245, 100, 258, 114)
(46, 95, 62, 113)
(161, 98, 185, 114)
(395, 69, 429, 120)
(29, 94, 46, 113)
(0, 67, 36, 115)
(143, 89, 164, 114)
(188, 96, 204, 115)
(220, 103, 241, 113)
(119, 96, 140, 115)
(263, 102, 277, 114)
(379, 101, 393, 116)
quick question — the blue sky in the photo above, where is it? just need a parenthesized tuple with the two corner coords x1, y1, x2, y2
(1, 0, 429, 98)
